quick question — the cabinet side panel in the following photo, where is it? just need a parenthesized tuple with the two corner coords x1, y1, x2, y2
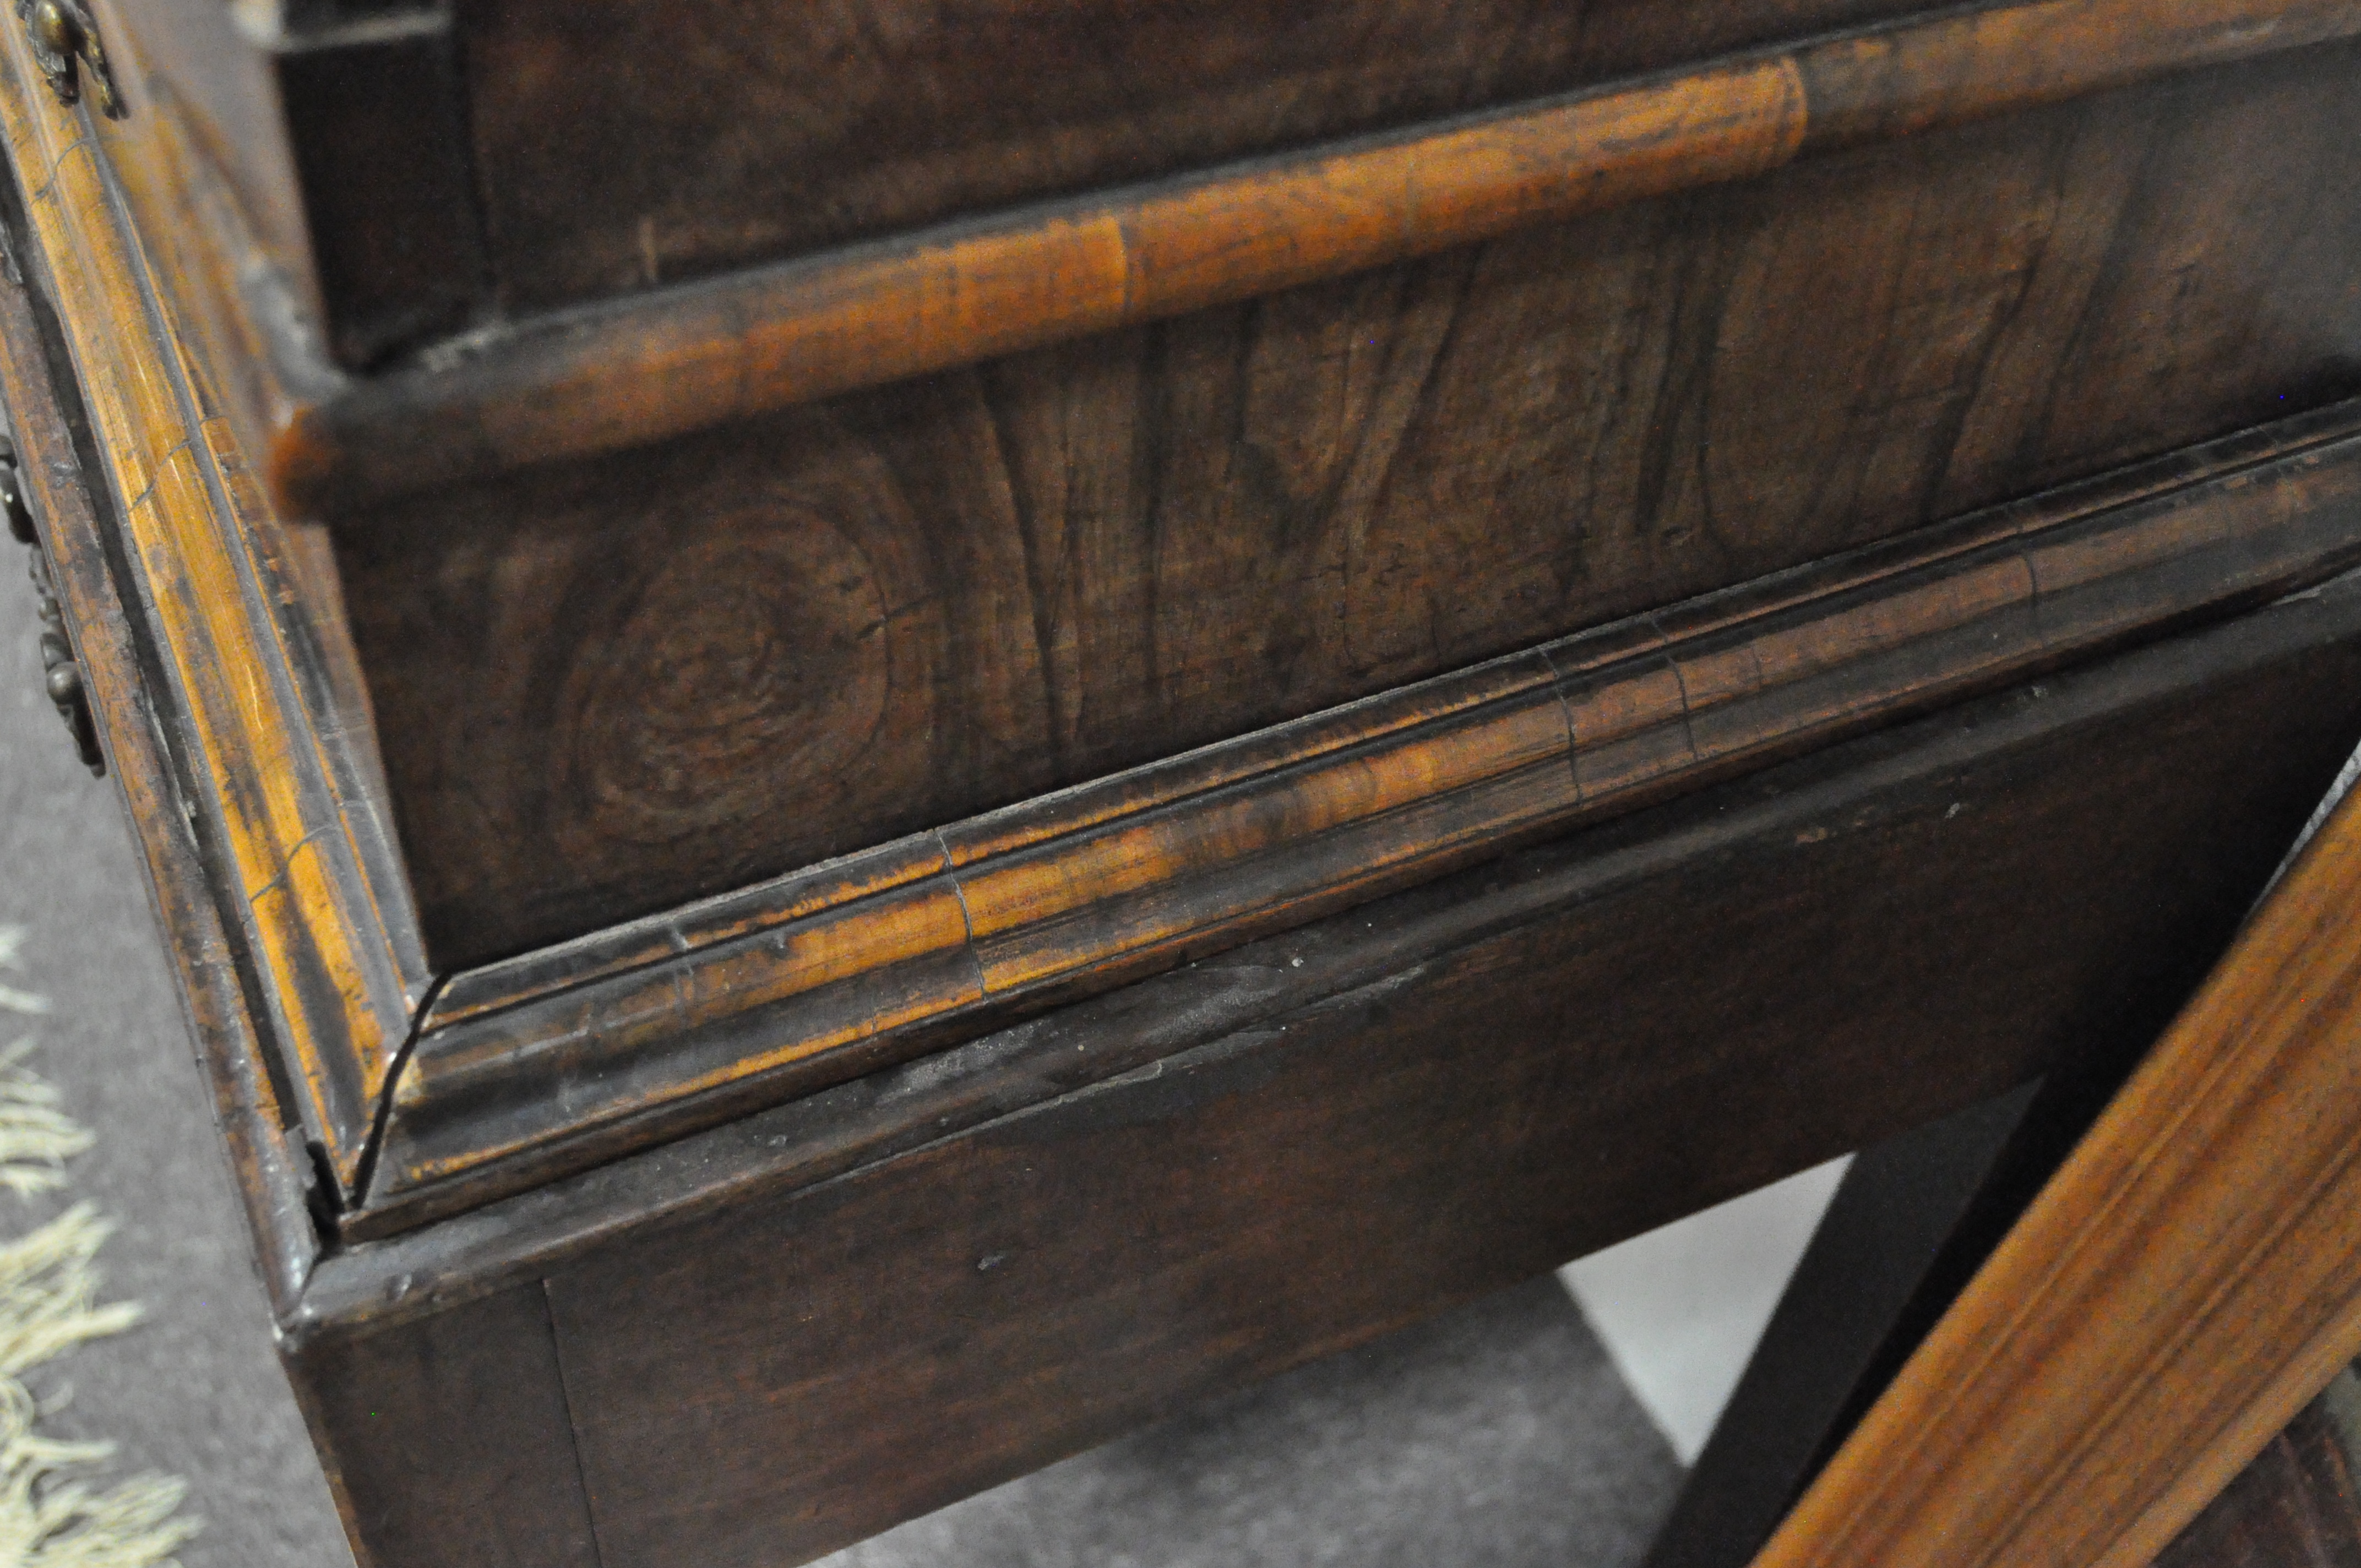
(273, 23, 489, 368)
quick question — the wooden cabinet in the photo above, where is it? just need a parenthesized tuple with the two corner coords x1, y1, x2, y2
(4, 3, 2361, 1564)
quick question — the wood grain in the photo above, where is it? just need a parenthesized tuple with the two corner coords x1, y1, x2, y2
(339, 42, 2361, 967)
(0, 151, 319, 1310)
(78, 20, 340, 510)
(305, 575, 2361, 1319)
(1750, 640, 2361, 1568)
(345, 401, 2361, 1224)
(0, 23, 425, 1189)
(1644, 1085, 2044, 1568)
(274, 0, 2361, 512)
(458, 0, 1924, 315)
(87, 0, 320, 326)
(319, 581, 2361, 1568)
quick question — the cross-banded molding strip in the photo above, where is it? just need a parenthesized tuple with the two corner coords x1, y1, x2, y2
(0, 21, 425, 1186)
(358, 399, 2361, 1230)
(271, 0, 2361, 513)
(0, 127, 323, 1314)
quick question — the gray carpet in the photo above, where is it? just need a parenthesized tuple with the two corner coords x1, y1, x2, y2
(0, 571, 1682, 1567)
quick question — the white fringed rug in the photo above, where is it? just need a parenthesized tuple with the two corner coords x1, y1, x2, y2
(0, 926, 197, 1568)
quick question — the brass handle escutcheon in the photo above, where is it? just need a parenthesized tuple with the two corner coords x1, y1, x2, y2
(15, 0, 122, 119)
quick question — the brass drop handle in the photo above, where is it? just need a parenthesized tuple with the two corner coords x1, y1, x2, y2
(2, 437, 102, 775)
(15, 0, 123, 119)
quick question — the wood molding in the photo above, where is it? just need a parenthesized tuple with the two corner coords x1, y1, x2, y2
(287, 584, 2361, 1567)
(357, 401, 2361, 1232)
(0, 137, 320, 1313)
(0, 22, 427, 1188)
(93, 0, 2361, 516)
(1751, 688, 2361, 1565)
(304, 573, 2361, 1336)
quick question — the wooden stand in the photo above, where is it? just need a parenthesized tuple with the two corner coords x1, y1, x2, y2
(1, 2, 2359, 1562)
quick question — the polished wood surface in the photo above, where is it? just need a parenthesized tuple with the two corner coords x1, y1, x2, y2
(59, 0, 2361, 983)
(1646, 1086, 2043, 1568)
(361, 401, 2361, 1227)
(345, 39, 2361, 966)
(0, 20, 425, 1190)
(292, 582, 2361, 1567)
(111, 0, 1943, 369)
(102, 0, 2361, 401)
(278, 0, 2361, 512)
(0, 106, 319, 1311)
(38, 0, 2361, 1238)
(1754, 691, 2361, 1568)
(460, 0, 1925, 317)
(93, 0, 317, 325)
(11, 2, 2361, 1559)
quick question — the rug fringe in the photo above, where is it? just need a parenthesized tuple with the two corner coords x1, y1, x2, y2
(0, 929, 198, 1568)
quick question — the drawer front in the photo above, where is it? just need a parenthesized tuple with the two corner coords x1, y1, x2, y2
(339, 40, 2361, 968)
(458, 0, 1935, 314)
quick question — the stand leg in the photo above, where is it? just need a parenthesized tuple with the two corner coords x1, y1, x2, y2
(1640, 1082, 2043, 1568)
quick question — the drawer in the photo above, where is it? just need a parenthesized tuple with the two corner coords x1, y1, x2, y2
(335, 41, 2361, 967)
(121, 0, 1952, 356)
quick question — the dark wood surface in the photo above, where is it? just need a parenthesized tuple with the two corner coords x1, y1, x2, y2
(88, 0, 2361, 411)
(19, 9, 2361, 1562)
(337, 41, 2361, 968)
(52, 0, 2361, 1232)
(95, 0, 487, 372)
(1664, 921, 2264, 1568)
(534, 597, 2361, 1568)
(1656, 787, 2344, 1568)
(289, 1285, 599, 1568)
(2155, 1373, 2361, 1568)
(355, 401, 2361, 1228)
(275, 0, 2361, 515)
(458, 0, 1930, 315)
(279, 578, 2361, 1567)
(270, 15, 486, 368)
(1750, 655, 2361, 1565)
